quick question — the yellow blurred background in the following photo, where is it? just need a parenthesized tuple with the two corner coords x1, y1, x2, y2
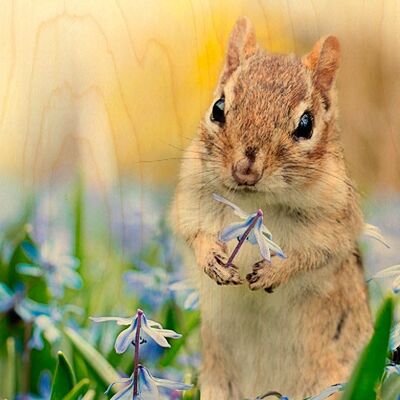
(0, 0, 399, 193)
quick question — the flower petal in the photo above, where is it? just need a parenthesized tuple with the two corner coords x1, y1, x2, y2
(310, 383, 345, 400)
(392, 275, 400, 294)
(60, 267, 83, 290)
(0, 283, 13, 298)
(114, 323, 137, 354)
(29, 323, 45, 350)
(146, 319, 163, 329)
(219, 218, 253, 242)
(141, 325, 170, 348)
(372, 264, 400, 279)
(137, 366, 160, 398)
(260, 223, 273, 240)
(57, 255, 80, 270)
(21, 241, 41, 263)
(390, 323, 400, 350)
(108, 379, 134, 400)
(151, 328, 182, 340)
(363, 223, 390, 248)
(0, 284, 14, 313)
(212, 193, 249, 219)
(16, 263, 43, 277)
(246, 230, 258, 245)
(139, 365, 193, 392)
(184, 290, 200, 310)
(16, 298, 49, 322)
(90, 316, 133, 325)
(169, 279, 192, 291)
(254, 228, 271, 261)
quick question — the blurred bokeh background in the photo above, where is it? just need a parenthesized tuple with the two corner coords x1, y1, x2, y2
(1, 0, 399, 189)
(1, 0, 399, 271)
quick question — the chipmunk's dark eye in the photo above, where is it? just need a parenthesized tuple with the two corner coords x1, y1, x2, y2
(211, 97, 225, 124)
(293, 111, 313, 140)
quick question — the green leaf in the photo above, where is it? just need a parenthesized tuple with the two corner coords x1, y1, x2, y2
(64, 327, 119, 388)
(50, 351, 76, 400)
(381, 372, 400, 400)
(341, 296, 394, 400)
(160, 312, 200, 367)
(81, 389, 96, 400)
(63, 378, 90, 400)
(4, 337, 16, 400)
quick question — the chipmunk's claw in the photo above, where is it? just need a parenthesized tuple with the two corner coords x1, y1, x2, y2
(203, 250, 243, 286)
(246, 260, 281, 291)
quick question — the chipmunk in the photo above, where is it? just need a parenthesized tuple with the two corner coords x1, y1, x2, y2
(170, 17, 372, 400)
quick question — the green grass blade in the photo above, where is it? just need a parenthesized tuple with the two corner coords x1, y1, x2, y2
(64, 327, 119, 388)
(81, 389, 96, 400)
(4, 337, 16, 399)
(341, 296, 394, 400)
(63, 378, 90, 400)
(159, 313, 200, 367)
(50, 351, 76, 400)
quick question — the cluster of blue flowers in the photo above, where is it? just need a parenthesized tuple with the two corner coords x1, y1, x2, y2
(1, 179, 400, 399)
(0, 235, 83, 354)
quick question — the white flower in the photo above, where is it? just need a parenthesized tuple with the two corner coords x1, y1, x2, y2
(213, 193, 285, 262)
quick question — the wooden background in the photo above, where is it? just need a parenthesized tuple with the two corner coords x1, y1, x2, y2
(1, 0, 399, 196)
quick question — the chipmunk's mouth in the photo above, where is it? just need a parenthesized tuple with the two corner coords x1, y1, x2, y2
(222, 182, 260, 193)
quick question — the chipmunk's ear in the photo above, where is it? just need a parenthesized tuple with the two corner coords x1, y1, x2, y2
(218, 17, 258, 87)
(302, 36, 340, 95)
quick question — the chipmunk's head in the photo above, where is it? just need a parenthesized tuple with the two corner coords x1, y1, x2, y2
(199, 17, 344, 206)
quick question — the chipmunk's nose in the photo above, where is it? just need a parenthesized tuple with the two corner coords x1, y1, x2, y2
(232, 156, 262, 186)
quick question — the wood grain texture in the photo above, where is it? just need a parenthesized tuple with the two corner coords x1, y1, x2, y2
(0, 0, 399, 192)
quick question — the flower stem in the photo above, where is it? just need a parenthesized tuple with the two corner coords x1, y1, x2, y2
(226, 209, 263, 267)
(133, 309, 143, 397)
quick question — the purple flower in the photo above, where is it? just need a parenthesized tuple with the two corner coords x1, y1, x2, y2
(90, 310, 181, 354)
(213, 194, 285, 262)
(105, 365, 192, 400)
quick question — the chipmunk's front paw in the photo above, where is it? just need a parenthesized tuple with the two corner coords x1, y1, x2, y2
(246, 260, 283, 292)
(203, 250, 243, 286)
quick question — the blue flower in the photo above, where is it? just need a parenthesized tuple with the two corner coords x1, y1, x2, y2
(306, 383, 345, 399)
(29, 314, 61, 350)
(29, 303, 81, 351)
(18, 240, 82, 298)
(105, 364, 192, 400)
(363, 223, 389, 247)
(16, 370, 51, 400)
(213, 194, 285, 262)
(169, 280, 199, 310)
(90, 310, 181, 354)
(368, 264, 400, 293)
(386, 364, 400, 375)
(124, 264, 170, 310)
(390, 322, 400, 351)
(0, 283, 49, 322)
